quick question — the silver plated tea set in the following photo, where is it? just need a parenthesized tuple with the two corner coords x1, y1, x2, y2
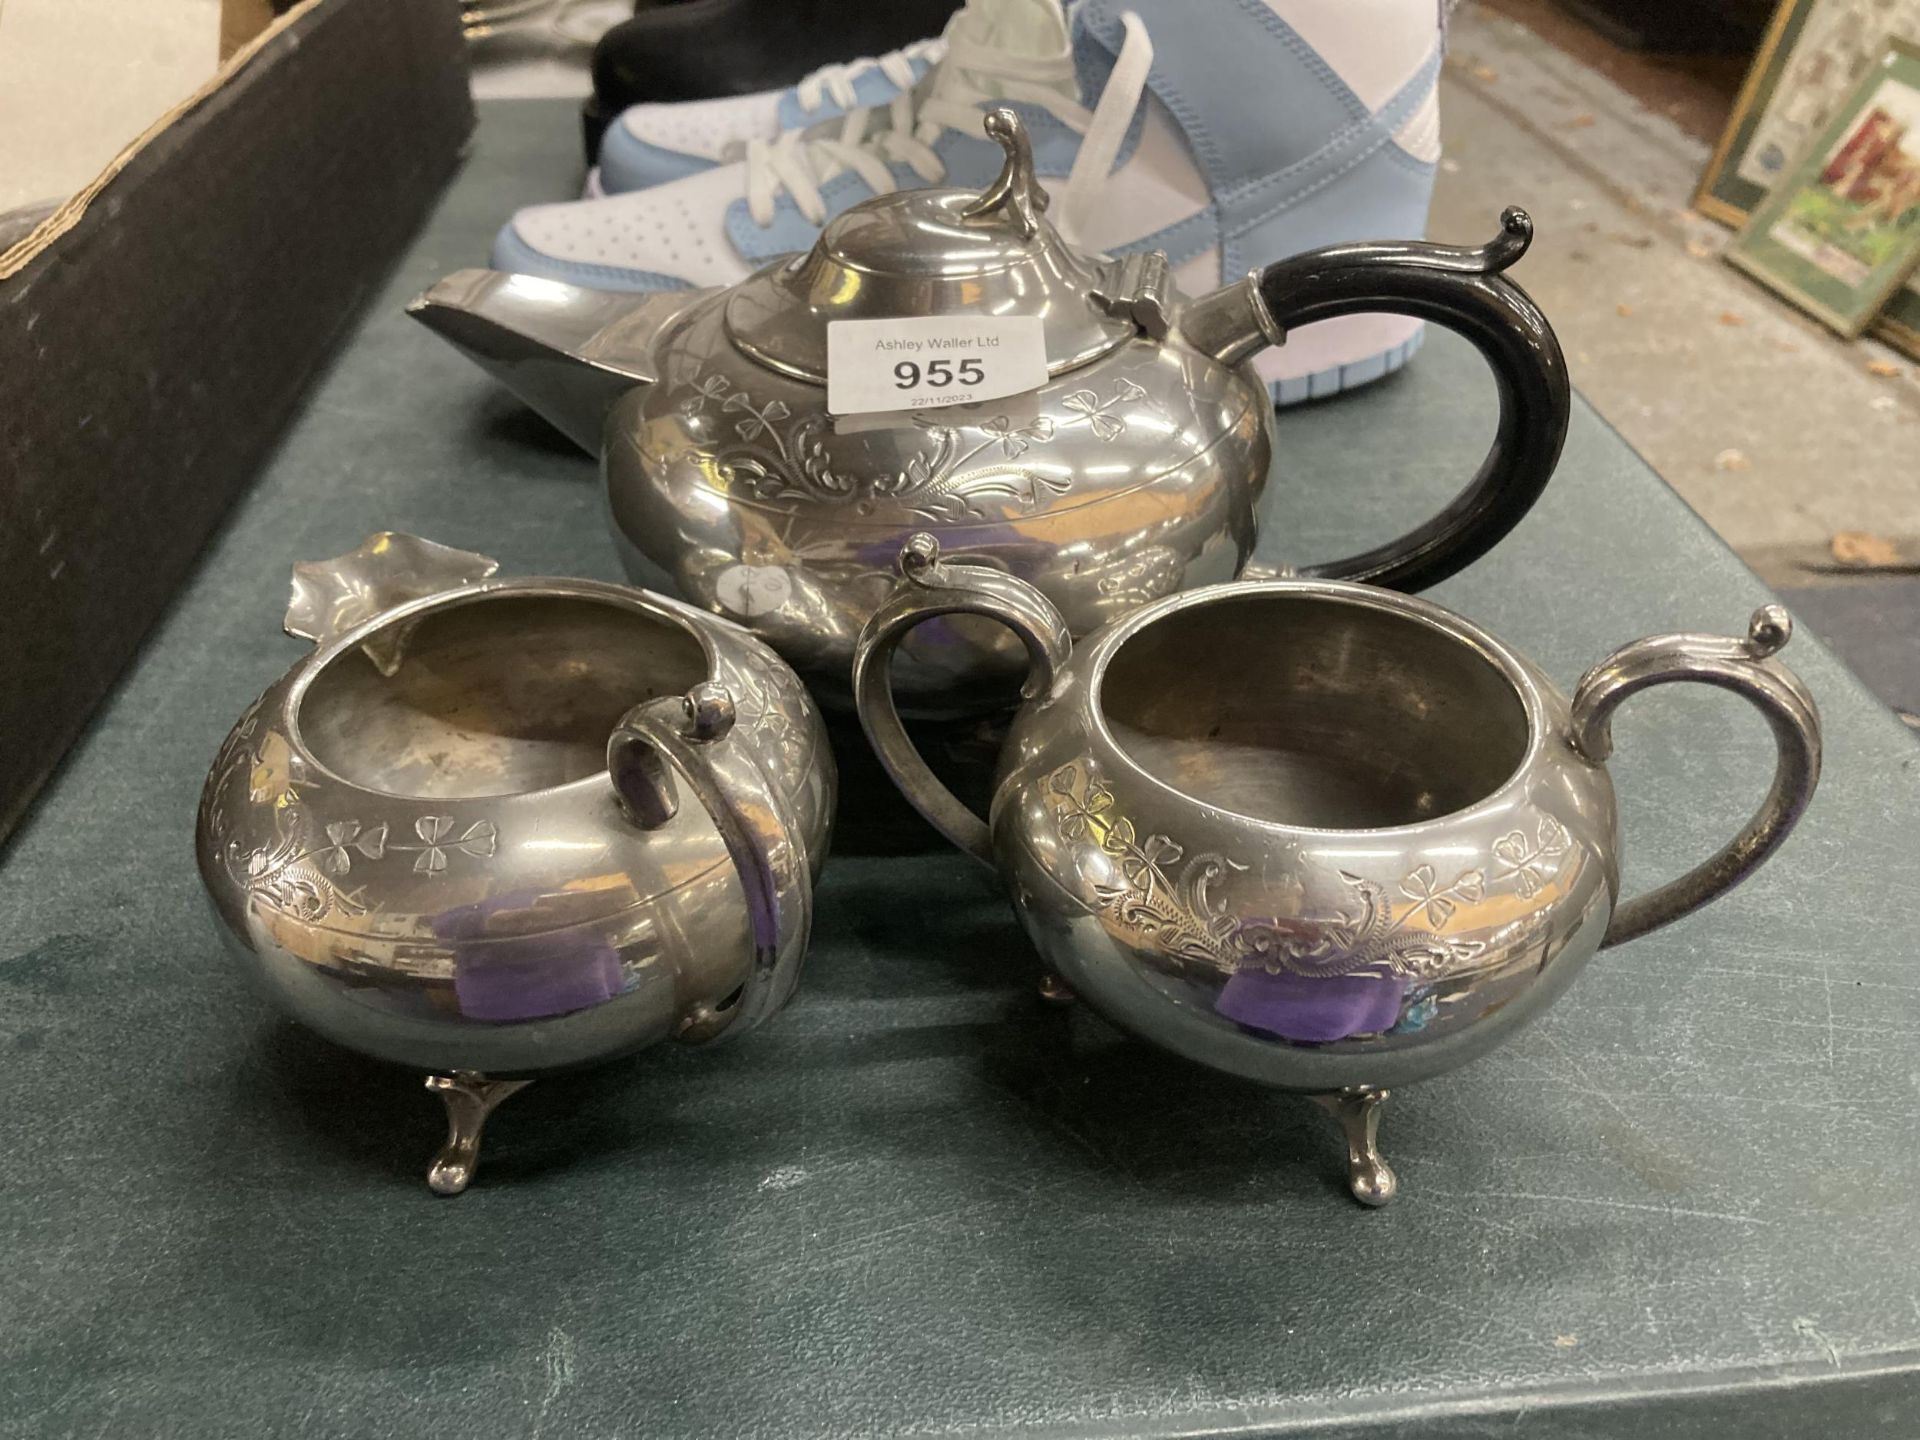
(196, 111, 1823, 1201)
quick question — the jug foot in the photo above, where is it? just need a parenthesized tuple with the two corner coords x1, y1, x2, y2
(424, 1071, 532, 1196)
(1311, 1087, 1397, 1208)
(1037, 972, 1077, 1006)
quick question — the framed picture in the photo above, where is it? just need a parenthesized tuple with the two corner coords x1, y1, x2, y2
(1696, 0, 1920, 353)
(1726, 39, 1920, 334)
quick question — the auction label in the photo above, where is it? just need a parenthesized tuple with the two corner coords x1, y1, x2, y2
(826, 315, 1048, 416)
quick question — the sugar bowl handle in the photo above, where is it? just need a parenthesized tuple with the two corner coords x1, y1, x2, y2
(1570, 605, 1822, 948)
(853, 535, 1073, 867)
(609, 681, 815, 1036)
(1185, 209, 1569, 593)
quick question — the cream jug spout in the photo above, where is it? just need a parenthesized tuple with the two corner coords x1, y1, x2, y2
(406, 270, 709, 451)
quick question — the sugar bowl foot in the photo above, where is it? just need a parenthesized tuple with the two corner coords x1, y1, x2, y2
(1311, 1087, 1397, 1208)
(425, 1072, 532, 1196)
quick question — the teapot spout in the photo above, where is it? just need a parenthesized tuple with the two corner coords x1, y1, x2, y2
(407, 270, 709, 451)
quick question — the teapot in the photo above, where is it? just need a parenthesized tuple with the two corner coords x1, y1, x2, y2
(853, 536, 1821, 1205)
(195, 533, 834, 1193)
(411, 109, 1570, 715)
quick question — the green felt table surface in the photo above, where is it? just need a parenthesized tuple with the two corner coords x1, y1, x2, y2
(4, 100, 1919, 1438)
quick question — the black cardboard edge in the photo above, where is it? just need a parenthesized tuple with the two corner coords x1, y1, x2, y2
(0, 0, 475, 841)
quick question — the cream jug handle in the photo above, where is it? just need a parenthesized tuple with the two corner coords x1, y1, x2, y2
(853, 535, 1073, 867)
(608, 681, 815, 1036)
(1568, 605, 1822, 948)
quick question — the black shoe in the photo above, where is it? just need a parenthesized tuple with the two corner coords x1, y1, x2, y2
(583, 0, 963, 164)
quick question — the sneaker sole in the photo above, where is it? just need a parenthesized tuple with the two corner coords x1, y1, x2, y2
(1257, 312, 1425, 407)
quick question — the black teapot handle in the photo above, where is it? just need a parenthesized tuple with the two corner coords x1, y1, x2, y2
(1188, 208, 1570, 592)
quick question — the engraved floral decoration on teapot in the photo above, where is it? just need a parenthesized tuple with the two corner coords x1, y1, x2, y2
(670, 366, 1155, 523)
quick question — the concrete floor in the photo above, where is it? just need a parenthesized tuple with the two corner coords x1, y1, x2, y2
(1437, 6, 1919, 724)
(1437, 5, 1919, 581)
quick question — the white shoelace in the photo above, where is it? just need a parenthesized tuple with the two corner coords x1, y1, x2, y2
(795, 38, 947, 115)
(744, 9, 1154, 247)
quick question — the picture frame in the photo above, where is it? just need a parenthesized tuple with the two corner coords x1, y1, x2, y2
(1726, 38, 1920, 335)
(1696, 0, 1920, 354)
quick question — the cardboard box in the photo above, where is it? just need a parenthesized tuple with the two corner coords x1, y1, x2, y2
(0, 0, 473, 841)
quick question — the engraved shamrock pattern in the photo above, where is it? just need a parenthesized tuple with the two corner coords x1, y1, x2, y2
(1398, 815, 1570, 926)
(206, 705, 500, 923)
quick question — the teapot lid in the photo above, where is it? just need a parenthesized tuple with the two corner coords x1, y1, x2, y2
(723, 109, 1159, 383)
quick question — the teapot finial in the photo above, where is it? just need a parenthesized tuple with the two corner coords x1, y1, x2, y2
(960, 108, 1049, 240)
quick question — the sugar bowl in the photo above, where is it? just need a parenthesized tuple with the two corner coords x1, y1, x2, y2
(855, 537, 1821, 1205)
(196, 533, 834, 1193)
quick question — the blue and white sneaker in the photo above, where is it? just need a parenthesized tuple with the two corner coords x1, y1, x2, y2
(497, 0, 1444, 405)
(589, 37, 945, 197)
